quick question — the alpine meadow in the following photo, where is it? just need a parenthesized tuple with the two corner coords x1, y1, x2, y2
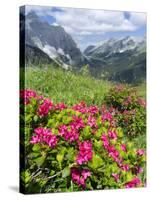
(20, 6, 146, 194)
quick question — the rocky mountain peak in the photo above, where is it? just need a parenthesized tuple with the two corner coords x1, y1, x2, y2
(23, 11, 85, 68)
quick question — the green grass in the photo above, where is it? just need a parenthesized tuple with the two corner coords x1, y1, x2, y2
(136, 81, 146, 99)
(23, 66, 112, 106)
(131, 134, 146, 149)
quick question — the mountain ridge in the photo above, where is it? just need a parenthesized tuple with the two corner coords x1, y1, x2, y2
(21, 11, 85, 69)
(84, 36, 146, 83)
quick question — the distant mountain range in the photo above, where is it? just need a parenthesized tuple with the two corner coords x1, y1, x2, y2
(20, 10, 146, 84)
(84, 36, 146, 83)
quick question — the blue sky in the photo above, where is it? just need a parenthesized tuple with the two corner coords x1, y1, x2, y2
(26, 6, 146, 51)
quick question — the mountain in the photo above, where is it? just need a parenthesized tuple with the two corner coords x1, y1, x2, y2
(24, 44, 60, 67)
(20, 11, 85, 68)
(84, 36, 146, 83)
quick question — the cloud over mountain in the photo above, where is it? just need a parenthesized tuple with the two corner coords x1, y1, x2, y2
(25, 6, 146, 36)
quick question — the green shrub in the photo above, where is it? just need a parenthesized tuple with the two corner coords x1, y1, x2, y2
(104, 84, 146, 137)
(20, 89, 146, 193)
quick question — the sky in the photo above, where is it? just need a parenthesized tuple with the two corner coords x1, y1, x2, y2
(25, 6, 146, 51)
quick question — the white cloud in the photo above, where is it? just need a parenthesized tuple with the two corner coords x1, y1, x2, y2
(25, 5, 53, 15)
(130, 13, 147, 26)
(25, 6, 146, 37)
(45, 8, 146, 36)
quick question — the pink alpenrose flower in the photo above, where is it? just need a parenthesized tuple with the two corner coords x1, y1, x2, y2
(120, 144, 127, 152)
(38, 98, 53, 117)
(76, 141, 93, 165)
(71, 168, 91, 188)
(125, 177, 141, 188)
(112, 173, 119, 182)
(137, 149, 145, 156)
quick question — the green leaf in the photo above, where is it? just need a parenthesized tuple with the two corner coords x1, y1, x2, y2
(66, 147, 75, 162)
(30, 97, 37, 106)
(120, 151, 128, 159)
(82, 126, 91, 139)
(62, 167, 70, 178)
(24, 127, 32, 145)
(93, 140, 102, 150)
(95, 129, 102, 139)
(117, 127, 123, 138)
(33, 155, 45, 167)
(50, 170, 55, 176)
(28, 152, 40, 159)
(57, 154, 64, 167)
(88, 154, 104, 169)
(127, 142, 133, 149)
(32, 144, 41, 152)
(62, 116, 72, 124)
(52, 128, 58, 135)
(56, 147, 66, 166)
(101, 127, 107, 134)
(25, 114, 32, 124)
(21, 170, 31, 184)
(125, 172, 133, 182)
(47, 119, 55, 126)
(33, 115, 38, 122)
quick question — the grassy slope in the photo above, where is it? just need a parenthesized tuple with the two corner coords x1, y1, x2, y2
(135, 82, 146, 99)
(24, 66, 112, 106)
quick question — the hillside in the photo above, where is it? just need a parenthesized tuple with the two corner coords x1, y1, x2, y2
(23, 66, 112, 106)
(22, 65, 145, 107)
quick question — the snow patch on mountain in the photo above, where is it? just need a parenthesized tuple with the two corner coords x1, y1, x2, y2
(84, 36, 146, 57)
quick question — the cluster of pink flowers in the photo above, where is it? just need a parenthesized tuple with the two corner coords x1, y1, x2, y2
(23, 89, 145, 189)
(115, 84, 124, 92)
(108, 131, 117, 140)
(72, 101, 88, 114)
(20, 89, 37, 105)
(71, 116, 85, 130)
(100, 105, 117, 128)
(112, 173, 119, 182)
(137, 149, 145, 156)
(71, 168, 91, 188)
(30, 127, 58, 148)
(120, 110, 136, 124)
(122, 109, 136, 115)
(109, 106, 117, 114)
(38, 98, 53, 117)
(58, 116, 84, 142)
(125, 177, 141, 188)
(101, 131, 145, 185)
(87, 115, 97, 128)
(72, 101, 99, 115)
(121, 164, 130, 171)
(76, 141, 93, 165)
(123, 96, 132, 106)
(101, 134, 109, 149)
(54, 103, 67, 111)
(101, 133, 130, 174)
(120, 143, 127, 152)
(108, 146, 123, 167)
(137, 98, 146, 108)
(88, 105, 99, 115)
(58, 124, 79, 142)
(135, 166, 143, 174)
(101, 112, 113, 123)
